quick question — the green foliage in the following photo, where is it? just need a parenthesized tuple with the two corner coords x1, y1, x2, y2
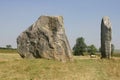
(99, 47, 101, 52)
(73, 37, 87, 56)
(87, 45, 97, 55)
(6, 45, 12, 49)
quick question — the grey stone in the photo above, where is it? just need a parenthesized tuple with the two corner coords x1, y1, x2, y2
(101, 16, 112, 59)
(17, 16, 73, 62)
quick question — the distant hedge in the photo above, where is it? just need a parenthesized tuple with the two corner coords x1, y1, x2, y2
(0, 48, 17, 53)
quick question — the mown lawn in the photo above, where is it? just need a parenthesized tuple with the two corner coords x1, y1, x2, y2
(0, 53, 120, 80)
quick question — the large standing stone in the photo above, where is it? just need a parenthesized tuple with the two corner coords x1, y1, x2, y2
(17, 16, 73, 62)
(101, 16, 112, 58)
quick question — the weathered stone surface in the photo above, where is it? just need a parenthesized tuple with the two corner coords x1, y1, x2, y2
(101, 16, 112, 58)
(17, 16, 73, 62)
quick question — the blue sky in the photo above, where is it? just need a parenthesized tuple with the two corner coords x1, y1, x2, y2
(0, 0, 120, 49)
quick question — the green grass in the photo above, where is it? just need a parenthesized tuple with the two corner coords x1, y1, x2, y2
(0, 49, 17, 53)
(0, 53, 120, 80)
(112, 53, 120, 57)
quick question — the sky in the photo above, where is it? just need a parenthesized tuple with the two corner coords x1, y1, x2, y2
(0, 0, 120, 49)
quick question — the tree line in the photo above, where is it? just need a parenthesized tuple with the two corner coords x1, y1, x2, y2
(0, 45, 13, 49)
(73, 37, 114, 56)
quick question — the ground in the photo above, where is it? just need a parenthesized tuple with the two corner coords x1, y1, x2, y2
(0, 52, 120, 80)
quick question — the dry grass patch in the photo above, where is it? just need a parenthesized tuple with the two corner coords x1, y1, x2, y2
(0, 53, 120, 80)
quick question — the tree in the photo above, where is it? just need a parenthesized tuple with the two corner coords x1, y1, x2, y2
(111, 44, 115, 56)
(87, 45, 97, 55)
(73, 37, 87, 56)
(6, 45, 12, 49)
(99, 47, 101, 52)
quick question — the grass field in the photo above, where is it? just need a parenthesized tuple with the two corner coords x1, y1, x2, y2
(0, 52, 120, 80)
(0, 48, 17, 53)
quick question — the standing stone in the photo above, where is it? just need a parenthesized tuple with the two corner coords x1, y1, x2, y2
(101, 16, 112, 59)
(17, 16, 73, 62)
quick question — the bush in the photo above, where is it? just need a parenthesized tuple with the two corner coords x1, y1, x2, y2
(73, 37, 87, 56)
(87, 45, 97, 55)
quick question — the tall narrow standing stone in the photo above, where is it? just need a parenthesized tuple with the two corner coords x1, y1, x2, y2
(101, 16, 112, 59)
(17, 16, 73, 62)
